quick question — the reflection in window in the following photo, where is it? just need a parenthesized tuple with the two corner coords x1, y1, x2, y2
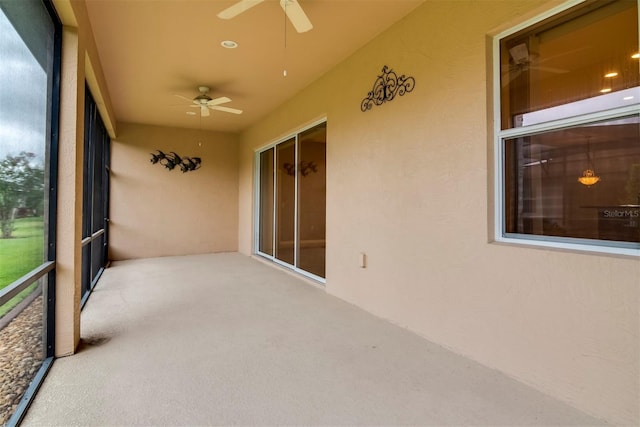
(505, 117, 640, 243)
(297, 124, 326, 278)
(500, 0, 639, 130)
(257, 122, 326, 279)
(259, 150, 274, 255)
(497, 0, 640, 251)
(275, 139, 296, 265)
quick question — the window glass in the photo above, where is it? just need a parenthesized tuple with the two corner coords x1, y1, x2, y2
(259, 149, 274, 255)
(297, 123, 326, 278)
(257, 122, 327, 279)
(500, 0, 639, 129)
(275, 138, 296, 265)
(497, 0, 640, 251)
(504, 116, 640, 243)
(0, 6, 48, 292)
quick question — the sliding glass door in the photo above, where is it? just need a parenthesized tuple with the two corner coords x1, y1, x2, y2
(256, 122, 326, 280)
(296, 126, 326, 278)
(81, 87, 110, 307)
(275, 138, 296, 265)
(258, 149, 274, 256)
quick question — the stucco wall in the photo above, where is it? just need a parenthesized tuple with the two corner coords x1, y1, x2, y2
(110, 123, 239, 260)
(54, 0, 117, 356)
(238, 1, 639, 425)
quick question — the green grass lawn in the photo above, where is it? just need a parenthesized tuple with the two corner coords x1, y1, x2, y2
(0, 217, 45, 317)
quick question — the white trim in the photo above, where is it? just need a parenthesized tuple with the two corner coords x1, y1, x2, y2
(255, 251, 326, 285)
(492, 0, 640, 257)
(496, 235, 640, 257)
(293, 134, 299, 269)
(517, 88, 640, 127)
(254, 117, 328, 155)
(252, 149, 261, 254)
(271, 148, 276, 257)
(493, 0, 585, 40)
(499, 106, 640, 140)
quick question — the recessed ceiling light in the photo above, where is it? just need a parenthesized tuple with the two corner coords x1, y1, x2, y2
(632, 53, 640, 59)
(221, 40, 238, 49)
(600, 88, 612, 93)
(604, 72, 618, 78)
(186, 111, 196, 115)
(623, 96, 635, 100)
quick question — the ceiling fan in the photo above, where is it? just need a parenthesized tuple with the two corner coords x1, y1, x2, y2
(217, 0, 313, 33)
(502, 42, 568, 86)
(175, 86, 243, 117)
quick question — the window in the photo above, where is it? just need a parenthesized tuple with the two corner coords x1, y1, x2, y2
(0, 0, 60, 424)
(256, 121, 327, 280)
(495, 0, 640, 254)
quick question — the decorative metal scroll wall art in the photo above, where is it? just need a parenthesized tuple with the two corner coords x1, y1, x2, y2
(361, 65, 416, 112)
(150, 150, 202, 173)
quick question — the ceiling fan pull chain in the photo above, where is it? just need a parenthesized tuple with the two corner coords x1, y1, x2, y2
(283, 0, 288, 77)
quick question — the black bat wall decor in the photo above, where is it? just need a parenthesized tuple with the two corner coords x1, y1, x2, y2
(150, 150, 202, 173)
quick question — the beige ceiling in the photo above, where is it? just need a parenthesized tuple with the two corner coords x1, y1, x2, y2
(84, 0, 425, 134)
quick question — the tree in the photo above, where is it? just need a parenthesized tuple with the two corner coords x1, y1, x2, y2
(0, 152, 44, 238)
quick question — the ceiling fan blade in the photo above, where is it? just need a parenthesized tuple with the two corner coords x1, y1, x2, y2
(280, 0, 312, 33)
(217, 0, 264, 19)
(200, 106, 210, 117)
(175, 94, 195, 103)
(207, 96, 231, 106)
(210, 106, 243, 115)
(501, 67, 523, 87)
(531, 65, 569, 74)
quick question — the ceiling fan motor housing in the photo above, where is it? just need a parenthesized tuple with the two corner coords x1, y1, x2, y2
(194, 86, 212, 104)
(194, 94, 212, 104)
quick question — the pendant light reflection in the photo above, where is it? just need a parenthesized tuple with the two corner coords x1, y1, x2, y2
(578, 169, 600, 186)
(578, 138, 600, 186)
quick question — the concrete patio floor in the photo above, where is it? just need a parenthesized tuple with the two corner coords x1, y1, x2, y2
(22, 253, 603, 426)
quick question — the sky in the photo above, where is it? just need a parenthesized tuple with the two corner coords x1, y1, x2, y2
(0, 8, 47, 165)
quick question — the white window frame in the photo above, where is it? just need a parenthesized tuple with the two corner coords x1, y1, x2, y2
(492, 0, 640, 257)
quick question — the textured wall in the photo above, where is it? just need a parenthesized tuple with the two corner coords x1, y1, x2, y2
(238, 1, 640, 424)
(55, 26, 84, 357)
(110, 123, 239, 260)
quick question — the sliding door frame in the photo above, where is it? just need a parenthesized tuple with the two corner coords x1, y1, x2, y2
(254, 118, 326, 283)
(80, 85, 110, 309)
